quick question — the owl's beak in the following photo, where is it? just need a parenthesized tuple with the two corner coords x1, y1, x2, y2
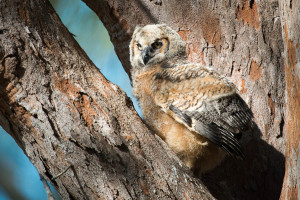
(141, 47, 151, 65)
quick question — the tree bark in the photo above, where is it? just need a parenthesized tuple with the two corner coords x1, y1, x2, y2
(83, 0, 299, 199)
(0, 0, 215, 199)
(0, 0, 299, 199)
(279, 1, 300, 199)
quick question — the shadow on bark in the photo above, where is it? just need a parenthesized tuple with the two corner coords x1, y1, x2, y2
(202, 124, 285, 200)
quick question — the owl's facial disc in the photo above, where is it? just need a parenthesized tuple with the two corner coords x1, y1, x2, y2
(137, 38, 168, 65)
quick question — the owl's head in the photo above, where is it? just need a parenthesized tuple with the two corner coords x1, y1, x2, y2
(129, 24, 186, 69)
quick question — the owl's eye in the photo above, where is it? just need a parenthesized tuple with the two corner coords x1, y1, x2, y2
(152, 41, 162, 49)
(136, 43, 142, 51)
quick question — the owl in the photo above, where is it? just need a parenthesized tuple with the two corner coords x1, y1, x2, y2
(129, 24, 253, 175)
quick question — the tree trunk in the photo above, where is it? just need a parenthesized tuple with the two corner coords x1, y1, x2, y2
(0, 0, 215, 199)
(279, 1, 300, 199)
(83, 0, 299, 199)
(0, 0, 299, 199)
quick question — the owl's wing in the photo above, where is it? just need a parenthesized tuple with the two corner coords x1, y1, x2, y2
(155, 69, 253, 159)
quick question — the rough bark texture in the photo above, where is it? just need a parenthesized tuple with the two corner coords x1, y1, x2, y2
(0, 0, 215, 199)
(279, 1, 300, 199)
(83, 0, 299, 199)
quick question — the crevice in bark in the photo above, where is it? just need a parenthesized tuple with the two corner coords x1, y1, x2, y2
(41, 106, 61, 139)
(278, 117, 284, 138)
(249, 0, 255, 9)
(65, 187, 77, 200)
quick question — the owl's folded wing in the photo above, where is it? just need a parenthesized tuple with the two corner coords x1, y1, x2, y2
(160, 91, 253, 159)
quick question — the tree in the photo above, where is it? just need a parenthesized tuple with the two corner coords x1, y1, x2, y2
(0, 0, 298, 199)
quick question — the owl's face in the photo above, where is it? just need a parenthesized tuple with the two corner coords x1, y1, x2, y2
(130, 24, 186, 69)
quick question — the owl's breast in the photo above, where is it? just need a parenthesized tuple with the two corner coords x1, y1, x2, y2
(131, 69, 164, 131)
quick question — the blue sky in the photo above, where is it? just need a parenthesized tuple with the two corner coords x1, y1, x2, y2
(0, 0, 139, 199)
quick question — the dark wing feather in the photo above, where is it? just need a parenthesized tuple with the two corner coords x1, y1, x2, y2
(199, 94, 253, 133)
(169, 94, 253, 159)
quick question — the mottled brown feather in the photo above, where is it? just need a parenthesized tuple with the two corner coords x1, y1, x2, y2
(130, 24, 253, 175)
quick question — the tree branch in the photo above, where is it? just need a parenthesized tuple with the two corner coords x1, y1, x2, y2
(84, 0, 289, 199)
(0, 0, 215, 199)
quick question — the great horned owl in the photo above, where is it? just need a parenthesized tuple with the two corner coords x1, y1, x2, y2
(129, 24, 253, 175)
